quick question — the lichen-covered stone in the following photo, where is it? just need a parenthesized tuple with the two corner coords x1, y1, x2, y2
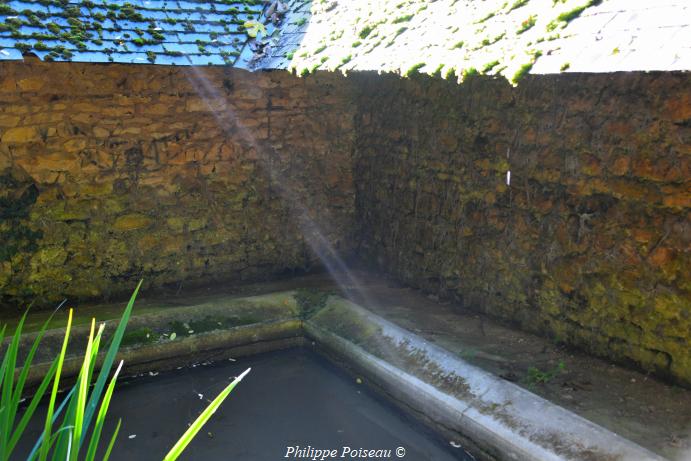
(113, 214, 153, 231)
(0, 62, 357, 310)
(353, 71, 691, 386)
(1, 126, 41, 143)
(0, 59, 687, 388)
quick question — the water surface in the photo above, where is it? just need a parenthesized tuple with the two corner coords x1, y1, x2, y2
(18, 348, 472, 460)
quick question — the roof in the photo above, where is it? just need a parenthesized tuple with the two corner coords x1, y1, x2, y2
(0, 0, 689, 78)
(257, 0, 690, 82)
(0, 0, 265, 66)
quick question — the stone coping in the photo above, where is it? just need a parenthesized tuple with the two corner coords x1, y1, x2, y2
(5, 287, 668, 461)
(306, 298, 664, 461)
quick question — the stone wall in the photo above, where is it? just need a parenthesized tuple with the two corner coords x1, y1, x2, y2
(1, 59, 689, 385)
(0, 59, 356, 307)
(352, 72, 691, 385)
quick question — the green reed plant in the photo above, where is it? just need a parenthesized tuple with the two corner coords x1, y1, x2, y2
(0, 280, 249, 461)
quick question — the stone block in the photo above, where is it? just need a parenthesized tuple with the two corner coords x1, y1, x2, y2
(1, 126, 41, 143)
(113, 214, 154, 231)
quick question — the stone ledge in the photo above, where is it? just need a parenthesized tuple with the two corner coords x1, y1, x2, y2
(6, 289, 672, 460)
(305, 298, 665, 461)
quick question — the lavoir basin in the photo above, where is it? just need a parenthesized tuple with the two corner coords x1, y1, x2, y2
(16, 348, 470, 460)
(5, 278, 680, 461)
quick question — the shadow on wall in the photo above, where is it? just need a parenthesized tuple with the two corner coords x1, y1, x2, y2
(0, 165, 42, 303)
(350, 70, 690, 387)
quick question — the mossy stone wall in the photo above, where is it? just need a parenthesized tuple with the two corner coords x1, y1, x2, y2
(0, 60, 356, 307)
(1, 60, 689, 386)
(352, 72, 690, 386)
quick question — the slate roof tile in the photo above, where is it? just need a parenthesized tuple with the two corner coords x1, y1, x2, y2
(0, 0, 265, 65)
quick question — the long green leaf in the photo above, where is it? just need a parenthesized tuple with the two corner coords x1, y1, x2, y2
(80, 280, 142, 448)
(0, 312, 27, 461)
(102, 419, 121, 461)
(163, 368, 251, 461)
(85, 360, 123, 461)
(26, 383, 75, 461)
(70, 319, 97, 461)
(6, 359, 58, 455)
(0, 325, 8, 392)
(0, 324, 11, 461)
(11, 316, 53, 410)
(55, 282, 141, 457)
(38, 308, 73, 461)
(54, 321, 105, 459)
(4, 314, 57, 457)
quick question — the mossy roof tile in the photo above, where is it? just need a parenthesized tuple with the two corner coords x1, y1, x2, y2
(0, 0, 264, 65)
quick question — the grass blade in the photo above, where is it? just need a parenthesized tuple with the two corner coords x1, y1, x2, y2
(38, 308, 73, 461)
(4, 314, 57, 457)
(0, 313, 27, 461)
(7, 359, 58, 454)
(163, 368, 251, 461)
(85, 361, 123, 461)
(26, 385, 75, 461)
(81, 280, 142, 448)
(0, 325, 7, 391)
(70, 319, 96, 461)
(102, 419, 121, 461)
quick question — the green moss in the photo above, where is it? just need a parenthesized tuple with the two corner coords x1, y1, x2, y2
(462, 67, 478, 77)
(548, 0, 602, 30)
(478, 32, 505, 49)
(475, 11, 495, 23)
(169, 320, 192, 337)
(481, 60, 500, 73)
(524, 361, 566, 387)
(508, 0, 530, 12)
(15, 42, 31, 54)
(294, 289, 332, 319)
(358, 24, 375, 39)
(118, 3, 145, 21)
(0, 0, 257, 62)
(392, 14, 414, 24)
(169, 313, 264, 338)
(404, 62, 425, 77)
(393, 26, 408, 38)
(517, 15, 536, 33)
(512, 51, 541, 83)
(0, 4, 17, 15)
(122, 327, 157, 346)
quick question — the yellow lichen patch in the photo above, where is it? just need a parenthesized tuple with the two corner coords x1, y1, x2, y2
(1, 126, 41, 143)
(113, 214, 153, 231)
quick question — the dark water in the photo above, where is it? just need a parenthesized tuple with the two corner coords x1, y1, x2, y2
(17, 348, 472, 460)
